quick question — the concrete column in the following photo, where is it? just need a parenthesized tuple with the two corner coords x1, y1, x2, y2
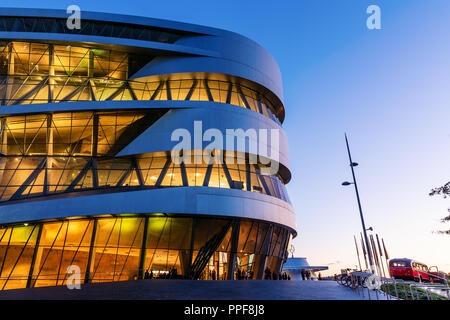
(138, 216, 148, 279)
(0, 119, 6, 183)
(255, 225, 273, 280)
(88, 50, 94, 78)
(3, 43, 14, 105)
(84, 219, 98, 284)
(26, 224, 43, 288)
(48, 45, 54, 102)
(45, 114, 53, 194)
(1, 118, 7, 154)
(226, 220, 240, 280)
(91, 113, 98, 157)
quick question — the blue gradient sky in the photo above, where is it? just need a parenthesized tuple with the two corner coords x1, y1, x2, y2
(3, 0, 450, 274)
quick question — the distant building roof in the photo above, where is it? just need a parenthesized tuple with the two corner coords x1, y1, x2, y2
(283, 257, 328, 272)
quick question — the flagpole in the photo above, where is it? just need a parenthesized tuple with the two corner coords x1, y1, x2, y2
(382, 238, 391, 278)
(370, 234, 381, 276)
(354, 235, 362, 271)
(376, 234, 387, 279)
(360, 232, 368, 270)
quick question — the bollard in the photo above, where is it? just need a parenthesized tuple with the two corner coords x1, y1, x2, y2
(409, 284, 415, 301)
(393, 280, 399, 299)
(384, 284, 388, 300)
(385, 281, 391, 300)
(403, 284, 408, 300)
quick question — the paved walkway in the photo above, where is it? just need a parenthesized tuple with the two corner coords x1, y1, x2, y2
(0, 280, 374, 300)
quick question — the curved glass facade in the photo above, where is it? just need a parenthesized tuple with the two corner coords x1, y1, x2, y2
(0, 215, 291, 289)
(0, 110, 289, 203)
(0, 153, 289, 203)
(0, 41, 282, 123)
(0, 12, 294, 292)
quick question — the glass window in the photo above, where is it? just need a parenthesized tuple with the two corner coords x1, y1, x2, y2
(0, 225, 39, 290)
(90, 217, 144, 283)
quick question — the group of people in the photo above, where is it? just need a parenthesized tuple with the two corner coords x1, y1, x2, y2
(300, 269, 312, 280)
(235, 268, 254, 280)
(207, 268, 291, 280)
(264, 267, 291, 280)
(208, 268, 254, 280)
(143, 267, 295, 280)
(144, 267, 178, 279)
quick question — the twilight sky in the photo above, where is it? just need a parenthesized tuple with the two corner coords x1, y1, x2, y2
(3, 0, 450, 275)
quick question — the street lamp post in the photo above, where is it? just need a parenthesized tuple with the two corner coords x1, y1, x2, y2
(342, 134, 375, 274)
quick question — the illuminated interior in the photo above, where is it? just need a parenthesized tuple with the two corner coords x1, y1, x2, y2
(0, 110, 289, 203)
(0, 41, 282, 124)
(0, 14, 294, 291)
(0, 215, 291, 290)
(0, 152, 289, 203)
(0, 110, 160, 156)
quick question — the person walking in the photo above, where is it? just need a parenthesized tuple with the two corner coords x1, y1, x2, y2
(301, 269, 306, 280)
(264, 267, 271, 280)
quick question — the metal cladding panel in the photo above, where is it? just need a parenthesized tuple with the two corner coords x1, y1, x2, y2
(0, 100, 190, 116)
(282, 258, 311, 269)
(0, 187, 297, 233)
(0, 32, 214, 56)
(131, 56, 283, 104)
(131, 35, 284, 102)
(0, 7, 233, 36)
(116, 105, 291, 173)
(173, 34, 283, 100)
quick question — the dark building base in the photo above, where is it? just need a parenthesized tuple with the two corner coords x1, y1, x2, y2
(0, 279, 365, 300)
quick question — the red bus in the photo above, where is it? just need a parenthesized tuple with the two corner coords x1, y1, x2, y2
(429, 266, 449, 285)
(389, 258, 431, 282)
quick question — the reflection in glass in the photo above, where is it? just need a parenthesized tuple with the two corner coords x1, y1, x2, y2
(0, 216, 292, 290)
(0, 150, 290, 203)
(0, 41, 282, 123)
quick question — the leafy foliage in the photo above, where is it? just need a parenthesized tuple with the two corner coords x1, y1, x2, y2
(381, 283, 448, 300)
(429, 182, 450, 235)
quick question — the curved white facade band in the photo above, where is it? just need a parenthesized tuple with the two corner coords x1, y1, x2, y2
(0, 8, 295, 289)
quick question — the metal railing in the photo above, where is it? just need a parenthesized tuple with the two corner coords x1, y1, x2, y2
(336, 271, 450, 300)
